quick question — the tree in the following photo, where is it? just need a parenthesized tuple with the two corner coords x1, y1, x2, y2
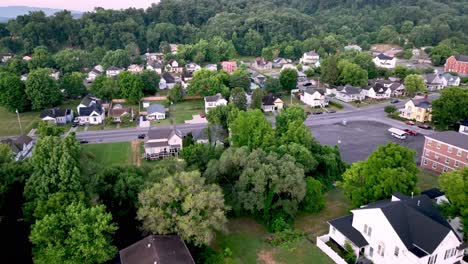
(180, 143, 224, 172)
(229, 87, 247, 110)
(137, 171, 228, 246)
(242, 29, 264, 56)
(229, 69, 250, 91)
(118, 71, 144, 103)
(404, 74, 426, 97)
(36, 122, 65, 137)
(275, 105, 307, 136)
(30, 202, 117, 264)
(229, 110, 274, 150)
(60, 72, 86, 99)
(393, 65, 417, 80)
(279, 68, 298, 91)
(206, 104, 239, 129)
(168, 83, 183, 103)
(264, 78, 281, 93)
(384, 105, 397, 114)
(304, 68, 315, 78)
(187, 69, 229, 97)
(101, 49, 131, 68)
(90, 75, 119, 100)
(140, 70, 160, 95)
(321, 55, 340, 85)
(25, 68, 62, 110)
(27, 46, 53, 70)
(301, 178, 324, 213)
(251, 89, 264, 110)
(339, 143, 418, 207)
(432, 87, 468, 130)
(429, 44, 452, 66)
(53, 49, 90, 73)
(0, 71, 29, 112)
(338, 60, 368, 87)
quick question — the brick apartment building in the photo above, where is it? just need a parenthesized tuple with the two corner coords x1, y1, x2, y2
(444, 55, 468, 75)
(421, 131, 468, 173)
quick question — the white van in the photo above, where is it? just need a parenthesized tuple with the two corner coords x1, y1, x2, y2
(388, 127, 407, 140)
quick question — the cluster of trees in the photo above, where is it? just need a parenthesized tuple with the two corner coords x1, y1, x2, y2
(432, 87, 468, 130)
(1, 0, 467, 62)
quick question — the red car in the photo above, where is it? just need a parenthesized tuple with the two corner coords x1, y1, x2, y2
(404, 129, 417, 136)
(405, 121, 415, 125)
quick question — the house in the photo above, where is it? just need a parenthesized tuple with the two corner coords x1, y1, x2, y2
(76, 95, 105, 125)
(204, 93, 228, 113)
(159, 72, 176, 90)
(252, 73, 266, 87)
(320, 193, 465, 264)
(144, 52, 165, 62)
(399, 97, 432, 123)
(181, 72, 193, 89)
(459, 119, 468, 135)
(422, 73, 445, 91)
(440, 73, 460, 87)
(300, 50, 320, 66)
(166, 59, 183, 73)
(300, 89, 328, 108)
(169, 43, 178, 54)
(334, 85, 365, 102)
(344, 44, 362, 52)
(119, 235, 195, 264)
(127, 64, 144, 74)
(109, 106, 133, 123)
(205, 63, 218, 71)
(252, 57, 272, 70)
(40, 108, 73, 124)
(22, 55, 32, 61)
(1, 135, 34, 161)
(361, 84, 392, 100)
(412, 49, 431, 64)
(49, 70, 60, 81)
(373, 53, 396, 69)
(444, 55, 468, 75)
(421, 131, 468, 174)
(185, 62, 201, 73)
(146, 60, 163, 74)
(421, 188, 449, 205)
(146, 104, 166, 120)
(388, 82, 405, 97)
(272, 57, 292, 68)
(0, 53, 13, 63)
(86, 67, 103, 82)
(20, 74, 28, 81)
(106, 66, 124, 77)
(262, 95, 283, 112)
(221, 61, 237, 74)
(144, 127, 183, 160)
(192, 125, 226, 146)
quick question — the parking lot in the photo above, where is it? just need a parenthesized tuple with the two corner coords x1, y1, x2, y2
(311, 121, 425, 163)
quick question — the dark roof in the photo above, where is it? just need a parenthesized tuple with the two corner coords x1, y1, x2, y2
(80, 95, 100, 107)
(411, 98, 431, 109)
(148, 60, 163, 68)
(328, 215, 369, 248)
(192, 125, 226, 143)
(1, 135, 33, 153)
(304, 89, 324, 95)
(342, 85, 361, 95)
(107, 66, 123, 71)
(392, 192, 410, 200)
(204, 93, 224, 102)
(421, 188, 445, 199)
(425, 131, 468, 150)
(376, 53, 393, 60)
(14, 135, 33, 147)
(460, 119, 468, 126)
(389, 82, 403, 91)
(262, 95, 281, 105)
(119, 235, 195, 264)
(357, 195, 459, 256)
(454, 55, 468, 62)
(147, 104, 166, 115)
(145, 141, 171, 148)
(162, 72, 176, 83)
(147, 127, 182, 140)
(40, 108, 70, 118)
(78, 104, 103, 116)
(305, 50, 319, 57)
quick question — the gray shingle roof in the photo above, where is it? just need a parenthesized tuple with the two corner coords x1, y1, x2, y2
(147, 127, 182, 140)
(425, 131, 468, 150)
(421, 188, 445, 199)
(377, 53, 393, 60)
(147, 104, 166, 115)
(204, 93, 224, 103)
(328, 215, 369, 248)
(454, 55, 468, 62)
(40, 108, 70, 118)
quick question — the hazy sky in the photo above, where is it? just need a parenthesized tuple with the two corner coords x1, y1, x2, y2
(1, 1, 160, 11)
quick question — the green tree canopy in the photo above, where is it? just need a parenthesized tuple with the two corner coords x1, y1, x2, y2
(168, 83, 183, 103)
(140, 70, 160, 95)
(229, 69, 250, 91)
(118, 71, 144, 103)
(404, 74, 426, 97)
(101, 49, 131, 68)
(187, 69, 229, 96)
(0, 71, 29, 112)
(206, 104, 239, 129)
(432, 87, 468, 130)
(60, 72, 86, 99)
(229, 87, 247, 110)
(90, 75, 119, 100)
(25, 68, 62, 110)
(338, 60, 368, 87)
(229, 110, 274, 150)
(300, 177, 325, 213)
(264, 77, 281, 93)
(279, 68, 298, 91)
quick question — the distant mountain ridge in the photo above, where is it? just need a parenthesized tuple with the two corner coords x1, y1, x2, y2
(0, 6, 83, 21)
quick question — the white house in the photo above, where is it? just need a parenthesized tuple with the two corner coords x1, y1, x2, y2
(421, 188, 450, 205)
(127, 64, 144, 74)
(166, 59, 183, 73)
(106, 66, 124, 77)
(334, 85, 365, 102)
(361, 85, 392, 99)
(272, 57, 292, 68)
(169, 44, 178, 54)
(86, 67, 103, 82)
(144, 128, 182, 160)
(300, 50, 320, 66)
(459, 119, 468, 135)
(262, 95, 284, 112)
(76, 95, 105, 125)
(185, 62, 201, 73)
(440, 73, 460, 87)
(252, 57, 272, 70)
(281, 63, 298, 72)
(159, 72, 176, 90)
(40, 108, 73, 124)
(301, 89, 328, 108)
(373, 53, 396, 69)
(204, 93, 228, 113)
(146, 104, 166, 120)
(146, 60, 163, 74)
(322, 193, 465, 264)
(422, 73, 446, 91)
(1, 135, 34, 161)
(0, 53, 13, 63)
(205, 64, 218, 71)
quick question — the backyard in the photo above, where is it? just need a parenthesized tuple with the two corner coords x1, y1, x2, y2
(82, 142, 133, 166)
(152, 99, 205, 126)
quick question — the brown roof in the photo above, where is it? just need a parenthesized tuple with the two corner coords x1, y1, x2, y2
(109, 107, 132, 117)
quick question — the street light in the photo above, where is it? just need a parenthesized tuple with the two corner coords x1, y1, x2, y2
(16, 109, 23, 135)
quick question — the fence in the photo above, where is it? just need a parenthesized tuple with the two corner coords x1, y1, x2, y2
(316, 235, 348, 264)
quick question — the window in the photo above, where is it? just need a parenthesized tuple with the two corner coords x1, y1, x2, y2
(448, 146, 452, 153)
(457, 149, 462, 157)
(445, 157, 450, 164)
(427, 140, 432, 146)
(436, 143, 441, 149)
(367, 227, 372, 237)
(364, 224, 368, 234)
(425, 150, 430, 157)
(432, 163, 437, 169)
(423, 159, 428, 165)
(377, 244, 385, 257)
(434, 154, 439, 160)
(332, 227, 336, 234)
(428, 254, 437, 264)
(443, 167, 448, 172)
(394, 247, 399, 257)
(455, 160, 459, 168)
(369, 247, 374, 257)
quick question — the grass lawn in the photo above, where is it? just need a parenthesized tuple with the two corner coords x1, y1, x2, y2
(152, 99, 204, 126)
(213, 217, 334, 264)
(350, 99, 390, 108)
(0, 107, 41, 136)
(417, 169, 439, 190)
(82, 142, 133, 166)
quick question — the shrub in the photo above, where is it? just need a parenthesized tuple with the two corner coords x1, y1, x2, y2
(329, 100, 343, 109)
(384, 105, 397, 114)
(344, 242, 357, 264)
(271, 216, 289, 233)
(268, 229, 304, 249)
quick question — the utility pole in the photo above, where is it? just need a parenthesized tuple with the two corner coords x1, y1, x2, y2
(16, 109, 23, 134)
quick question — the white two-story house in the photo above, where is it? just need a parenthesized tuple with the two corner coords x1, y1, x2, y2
(204, 93, 228, 113)
(301, 89, 329, 108)
(106, 66, 124, 78)
(76, 95, 105, 125)
(332, 85, 365, 102)
(144, 128, 183, 160)
(323, 193, 465, 264)
(300, 50, 320, 67)
(373, 53, 396, 69)
(361, 85, 392, 100)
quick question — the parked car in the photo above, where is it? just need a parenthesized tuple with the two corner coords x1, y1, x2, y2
(306, 111, 312, 115)
(418, 124, 432, 130)
(138, 134, 145, 139)
(79, 140, 89, 144)
(404, 129, 417, 136)
(72, 123, 78, 128)
(312, 112, 323, 115)
(390, 99, 399, 104)
(328, 110, 336, 113)
(405, 121, 414, 125)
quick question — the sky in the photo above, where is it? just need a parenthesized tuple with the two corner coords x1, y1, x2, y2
(0, 0, 160, 11)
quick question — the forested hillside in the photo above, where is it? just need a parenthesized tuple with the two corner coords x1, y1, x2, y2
(0, 0, 467, 56)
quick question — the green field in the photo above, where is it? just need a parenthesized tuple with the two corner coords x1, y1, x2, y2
(152, 99, 205, 126)
(82, 142, 133, 166)
(0, 107, 41, 136)
(417, 169, 439, 190)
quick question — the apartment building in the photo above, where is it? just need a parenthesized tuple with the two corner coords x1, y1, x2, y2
(421, 131, 468, 173)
